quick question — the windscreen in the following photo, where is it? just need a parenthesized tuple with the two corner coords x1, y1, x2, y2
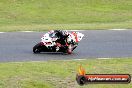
(49, 32, 58, 38)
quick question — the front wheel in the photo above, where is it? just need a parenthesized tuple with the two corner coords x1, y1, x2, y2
(67, 44, 73, 54)
(33, 43, 42, 53)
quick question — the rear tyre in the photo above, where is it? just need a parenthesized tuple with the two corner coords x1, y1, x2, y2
(33, 43, 42, 53)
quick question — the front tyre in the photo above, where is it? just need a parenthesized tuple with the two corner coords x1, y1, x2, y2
(67, 44, 73, 54)
(33, 43, 42, 53)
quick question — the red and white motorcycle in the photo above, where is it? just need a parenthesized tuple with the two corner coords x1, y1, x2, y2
(33, 30, 84, 54)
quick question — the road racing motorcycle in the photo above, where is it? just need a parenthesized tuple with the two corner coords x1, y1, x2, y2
(33, 30, 84, 54)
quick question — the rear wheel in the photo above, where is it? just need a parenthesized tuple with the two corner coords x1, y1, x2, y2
(33, 43, 42, 53)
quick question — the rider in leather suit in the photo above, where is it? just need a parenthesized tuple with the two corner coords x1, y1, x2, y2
(54, 30, 69, 45)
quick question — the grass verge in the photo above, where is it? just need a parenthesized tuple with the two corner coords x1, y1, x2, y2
(0, 58, 131, 88)
(0, 21, 132, 32)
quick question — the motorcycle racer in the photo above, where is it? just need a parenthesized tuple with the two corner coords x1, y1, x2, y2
(54, 30, 69, 44)
(52, 30, 69, 51)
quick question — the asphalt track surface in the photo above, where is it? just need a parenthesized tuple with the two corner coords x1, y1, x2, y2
(0, 30, 132, 62)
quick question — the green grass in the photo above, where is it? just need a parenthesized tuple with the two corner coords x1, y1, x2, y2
(0, 58, 132, 88)
(1, 22, 132, 32)
(0, 0, 132, 31)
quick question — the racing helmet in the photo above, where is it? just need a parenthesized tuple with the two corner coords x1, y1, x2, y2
(54, 30, 68, 37)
